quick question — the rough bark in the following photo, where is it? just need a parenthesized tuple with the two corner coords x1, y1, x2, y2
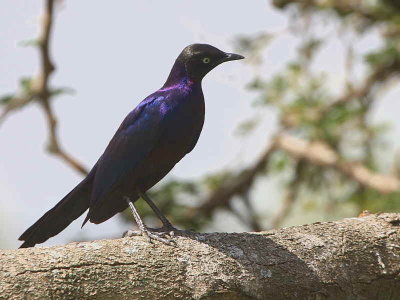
(1, 213, 399, 300)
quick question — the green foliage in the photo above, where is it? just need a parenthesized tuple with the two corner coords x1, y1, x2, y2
(235, 117, 260, 136)
(349, 189, 400, 213)
(49, 87, 76, 98)
(268, 151, 293, 173)
(0, 94, 14, 105)
(235, 33, 272, 65)
(18, 39, 39, 48)
(0, 75, 74, 120)
(366, 42, 400, 68)
(20, 77, 33, 93)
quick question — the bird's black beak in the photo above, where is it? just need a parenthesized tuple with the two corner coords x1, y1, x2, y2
(222, 52, 245, 62)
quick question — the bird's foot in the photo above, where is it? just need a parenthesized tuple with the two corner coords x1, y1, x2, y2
(123, 227, 176, 246)
(149, 225, 196, 237)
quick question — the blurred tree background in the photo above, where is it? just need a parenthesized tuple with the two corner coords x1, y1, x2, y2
(135, 0, 400, 232)
(2, 0, 400, 245)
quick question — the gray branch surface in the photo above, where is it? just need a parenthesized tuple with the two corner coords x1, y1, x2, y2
(1, 214, 399, 299)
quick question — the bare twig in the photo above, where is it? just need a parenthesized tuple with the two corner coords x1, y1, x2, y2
(34, 0, 88, 175)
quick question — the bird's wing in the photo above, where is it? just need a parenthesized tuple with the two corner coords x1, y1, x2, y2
(90, 95, 165, 206)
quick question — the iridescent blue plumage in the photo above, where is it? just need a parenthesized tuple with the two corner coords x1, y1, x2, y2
(19, 44, 244, 247)
(84, 81, 204, 225)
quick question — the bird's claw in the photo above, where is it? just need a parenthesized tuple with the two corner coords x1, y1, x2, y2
(122, 223, 197, 246)
(123, 228, 176, 246)
(149, 225, 195, 237)
(144, 230, 176, 246)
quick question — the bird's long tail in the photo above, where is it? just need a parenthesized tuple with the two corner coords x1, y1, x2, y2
(19, 168, 96, 248)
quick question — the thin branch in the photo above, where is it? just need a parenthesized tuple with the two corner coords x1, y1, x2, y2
(321, 62, 400, 115)
(228, 192, 263, 232)
(0, 96, 34, 125)
(34, 0, 88, 175)
(241, 192, 263, 231)
(269, 159, 305, 229)
(391, 149, 400, 178)
(280, 62, 400, 130)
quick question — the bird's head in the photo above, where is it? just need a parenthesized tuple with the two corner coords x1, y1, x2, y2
(165, 44, 244, 86)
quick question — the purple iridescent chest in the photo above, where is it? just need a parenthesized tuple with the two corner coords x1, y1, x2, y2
(158, 81, 205, 155)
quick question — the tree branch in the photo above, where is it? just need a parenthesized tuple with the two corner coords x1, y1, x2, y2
(198, 141, 275, 215)
(1, 213, 399, 299)
(275, 134, 400, 194)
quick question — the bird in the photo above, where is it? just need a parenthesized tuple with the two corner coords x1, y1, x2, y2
(19, 43, 244, 248)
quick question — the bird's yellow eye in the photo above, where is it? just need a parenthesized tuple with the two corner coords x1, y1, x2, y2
(202, 57, 211, 64)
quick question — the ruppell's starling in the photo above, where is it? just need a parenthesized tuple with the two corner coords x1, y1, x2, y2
(19, 44, 244, 248)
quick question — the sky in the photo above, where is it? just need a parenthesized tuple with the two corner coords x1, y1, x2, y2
(1, 1, 399, 249)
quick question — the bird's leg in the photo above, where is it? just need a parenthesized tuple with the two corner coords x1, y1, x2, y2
(123, 197, 175, 246)
(139, 191, 177, 232)
(139, 191, 195, 236)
